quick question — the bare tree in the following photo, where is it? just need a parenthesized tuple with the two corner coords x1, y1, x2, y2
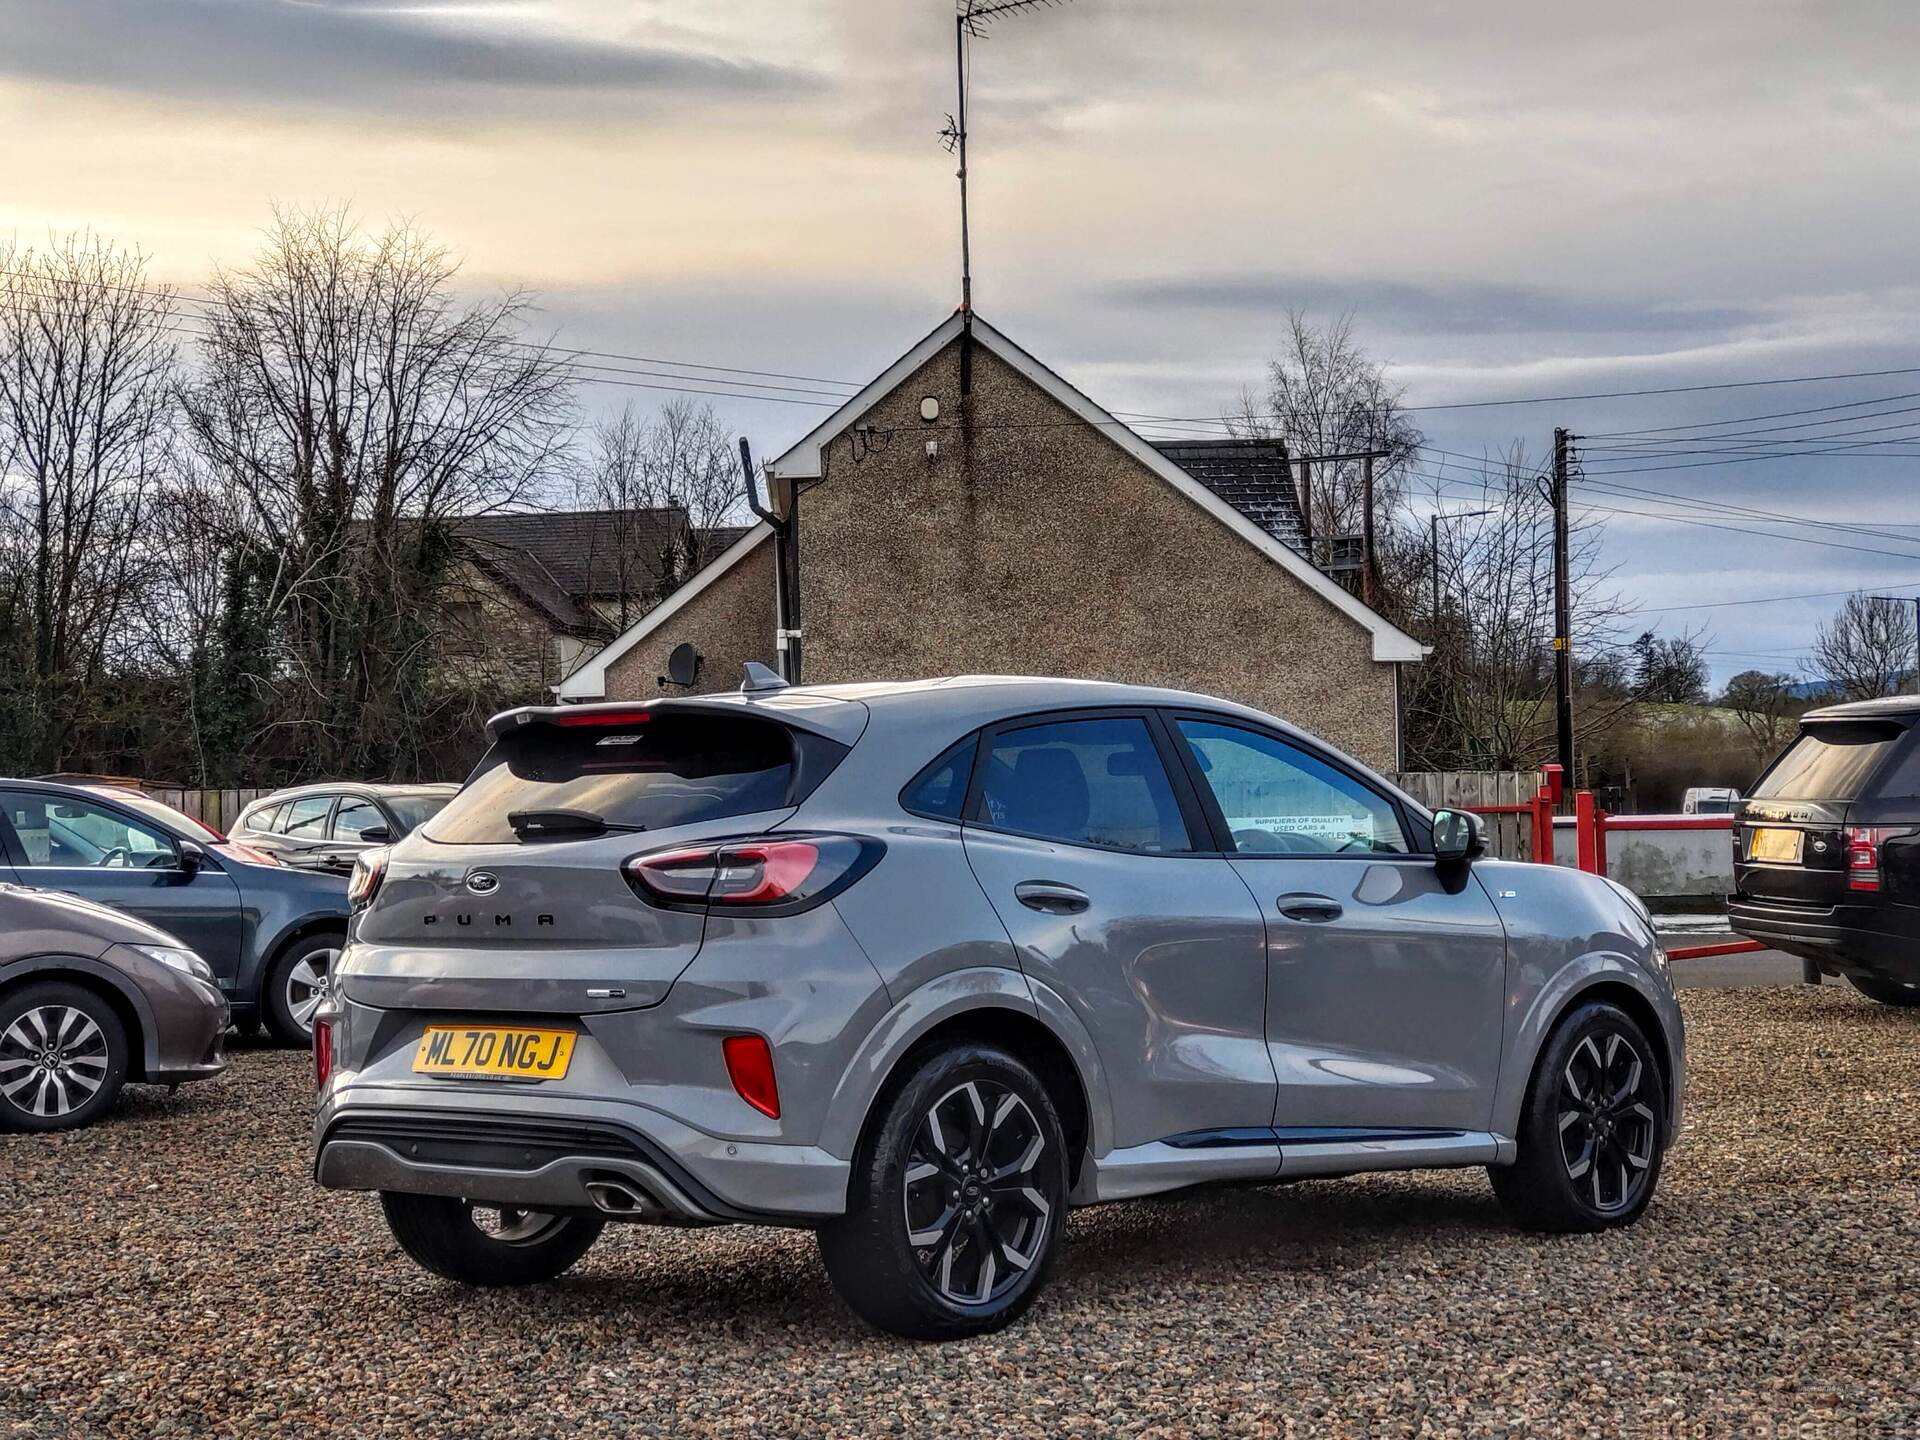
(1228, 311, 1423, 559)
(1720, 669, 1803, 765)
(572, 396, 747, 626)
(1813, 594, 1916, 701)
(0, 234, 179, 772)
(180, 204, 574, 777)
(1398, 446, 1642, 770)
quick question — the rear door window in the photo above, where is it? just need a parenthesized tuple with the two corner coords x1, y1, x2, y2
(1751, 723, 1905, 801)
(428, 712, 809, 844)
(282, 796, 334, 840)
(332, 797, 384, 841)
(974, 716, 1191, 853)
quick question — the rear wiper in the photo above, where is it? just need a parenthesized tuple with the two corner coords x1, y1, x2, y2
(506, 809, 646, 840)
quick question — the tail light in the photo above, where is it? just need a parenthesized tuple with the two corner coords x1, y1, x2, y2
(624, 834, 881, 915)
(1846, 826, 1910, 892)
(314, 1017, 334, 1089)
(722, 1034, 780, 1118)
(347, 848, 388, 910)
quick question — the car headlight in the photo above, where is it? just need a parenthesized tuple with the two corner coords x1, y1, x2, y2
(131, 944, 216, 985)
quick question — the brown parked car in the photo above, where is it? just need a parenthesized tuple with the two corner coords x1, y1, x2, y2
(0, 882, 229, 1131)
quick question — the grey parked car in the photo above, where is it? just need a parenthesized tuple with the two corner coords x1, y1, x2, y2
(0, 883, 228, 1131)
(313, 676, 1685, 1339)
(0, 780, 349, 1044)
(234, 783, 457, 875)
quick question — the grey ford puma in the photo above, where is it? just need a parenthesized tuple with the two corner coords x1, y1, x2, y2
(313, 675, 1684, 1339)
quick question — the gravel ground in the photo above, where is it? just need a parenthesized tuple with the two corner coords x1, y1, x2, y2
(4, 986, 1919, 1438)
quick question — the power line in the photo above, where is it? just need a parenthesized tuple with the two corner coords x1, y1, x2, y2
(1638, 582, 1920, 614)
(0, 264, 864, 394)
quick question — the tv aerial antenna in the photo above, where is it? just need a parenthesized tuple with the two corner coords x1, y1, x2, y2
(940, 0, 1073, 394)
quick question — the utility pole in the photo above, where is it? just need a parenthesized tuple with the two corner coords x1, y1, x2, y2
(1429, 511, 1440, 624)
(1298, 456, 1313, 561)
(1361, 451, 1377, 608)
(1552, 427, 1575, 782)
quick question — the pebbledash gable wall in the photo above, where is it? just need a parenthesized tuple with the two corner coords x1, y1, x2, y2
(602, 335, 1401, 769)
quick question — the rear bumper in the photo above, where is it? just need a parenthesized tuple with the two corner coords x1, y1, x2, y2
(1728, 899, 1920, 981)
(314, 1090, 848, 1226)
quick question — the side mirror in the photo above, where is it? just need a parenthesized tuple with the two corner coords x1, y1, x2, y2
(357, 825, 392, 843)
(1431, 809, 1485, 864)
(177, 839, 206, 874)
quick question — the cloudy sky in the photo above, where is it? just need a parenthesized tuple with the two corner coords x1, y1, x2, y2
(5, 0, 1920, 684)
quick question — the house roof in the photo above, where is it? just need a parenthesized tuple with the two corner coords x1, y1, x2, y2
(454, 508, 686, 598)
(1151, 439, 1308, 556)
(557, 312, 1425, 698)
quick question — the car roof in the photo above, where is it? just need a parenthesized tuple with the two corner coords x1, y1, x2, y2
(0, 777, 205, 841)
(521, 675, 1426, 815)
(245, 782, 460, 809)
(1802, 695, 1920, 724)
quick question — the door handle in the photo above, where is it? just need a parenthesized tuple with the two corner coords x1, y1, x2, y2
(1014, 880, 1090, 915)
(1276, 892, 1343, 922)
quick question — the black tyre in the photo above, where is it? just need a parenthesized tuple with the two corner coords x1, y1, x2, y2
(819, 1043, 1068, 1340)
(264, 933, 343, 1044)
(1846, 972, 1920, 1007)
(0, 981, 130, 1133)
(1490, 1000, 1668, 1233)
(379, 1193, 604, 1285)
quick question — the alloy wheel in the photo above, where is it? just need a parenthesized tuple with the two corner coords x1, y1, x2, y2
(285, 947, 339, 1035)
(1557, 1031, 1658, 1213)
(0, 1006, 111, 1119)
(902, 1079, 1054, 1307)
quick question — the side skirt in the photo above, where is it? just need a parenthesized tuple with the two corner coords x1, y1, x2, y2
(1075, 1127, 1514, 1206)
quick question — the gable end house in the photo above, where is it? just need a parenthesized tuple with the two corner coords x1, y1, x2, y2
(558, 313, 1425, 769)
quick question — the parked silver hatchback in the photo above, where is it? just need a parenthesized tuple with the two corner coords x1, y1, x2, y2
(313, 675, 1684, 1339)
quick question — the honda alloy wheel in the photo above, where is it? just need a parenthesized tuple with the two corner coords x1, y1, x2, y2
(1491, 1000, 1669, 1233)
(821, 1044, 1068, 1340)
(0, 982, 129, 1133)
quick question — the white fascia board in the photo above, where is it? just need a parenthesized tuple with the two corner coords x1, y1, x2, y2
(554, 523, 775, 700)
(767, 313, 966, 481)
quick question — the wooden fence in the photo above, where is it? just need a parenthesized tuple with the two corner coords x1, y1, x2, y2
(146, 787, 273, 835)
(1392, 770, 1539, 860)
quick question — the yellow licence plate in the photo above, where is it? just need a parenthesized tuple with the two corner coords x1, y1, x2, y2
(412, 1026, 576, 1081)
(1749, 827, 1804, 863)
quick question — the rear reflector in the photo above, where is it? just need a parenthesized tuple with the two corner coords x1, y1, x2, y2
(722, 1034, 780, 1119)
(314, 1018, 334, 1090)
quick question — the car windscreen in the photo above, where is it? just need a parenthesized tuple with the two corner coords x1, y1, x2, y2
(1750, 722, 1905, 802)
(384, 794, 451, 834)
(425, 713, 802, 844)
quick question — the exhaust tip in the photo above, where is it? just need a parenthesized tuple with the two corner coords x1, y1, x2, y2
(583, 1175, 655, 1217)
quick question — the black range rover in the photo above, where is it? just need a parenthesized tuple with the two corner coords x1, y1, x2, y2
(1729, 696, 1920, 1007)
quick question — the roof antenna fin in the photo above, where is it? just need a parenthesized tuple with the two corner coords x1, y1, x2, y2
(741, 661, 789, 695)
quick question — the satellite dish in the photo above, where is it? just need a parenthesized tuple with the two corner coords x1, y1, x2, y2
(660, 641, 702, 689)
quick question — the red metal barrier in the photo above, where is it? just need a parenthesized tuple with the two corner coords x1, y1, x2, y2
(1462, 764, 1560, 864)
(1664, 938, 1766, 961)
(1561, 801, 1762, 962)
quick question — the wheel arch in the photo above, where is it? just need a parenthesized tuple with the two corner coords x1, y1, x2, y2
(1494, 960, 1683, 1144)
(0, 957, 154, 1081)
(820, 967, 1110, 1194)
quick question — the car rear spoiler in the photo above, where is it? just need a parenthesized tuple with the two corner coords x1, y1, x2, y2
(485, 693, 870, 748)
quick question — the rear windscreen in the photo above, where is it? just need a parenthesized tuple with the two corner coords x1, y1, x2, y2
(427, 714, 799, 844)
(1750, 723, 1904, 802)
